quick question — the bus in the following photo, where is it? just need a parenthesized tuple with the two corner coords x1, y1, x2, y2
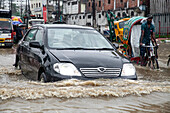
(0, 9, 13, 47)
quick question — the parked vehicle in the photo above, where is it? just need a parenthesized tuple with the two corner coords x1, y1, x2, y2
(0, 9, 13, 47)
(28, 19, 44, 28)
(16, 24, 137, 82)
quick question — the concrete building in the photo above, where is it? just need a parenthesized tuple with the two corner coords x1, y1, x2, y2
(30, 0, 43, 17)
(0, 0, 11, 10)
(0, 0, 26, 16)
(12, 0, 26, 14)
(63, 0, 146, 33)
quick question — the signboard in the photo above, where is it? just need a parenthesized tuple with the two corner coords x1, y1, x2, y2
(43, 6, 47, 23)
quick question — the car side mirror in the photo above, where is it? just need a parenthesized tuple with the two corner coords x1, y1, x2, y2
(29, 41, 41, 48)
(113, 43, 119, 49)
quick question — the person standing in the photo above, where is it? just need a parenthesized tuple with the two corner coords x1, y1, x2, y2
(14, 24, 23, 44)
(140, 15, 158, 66)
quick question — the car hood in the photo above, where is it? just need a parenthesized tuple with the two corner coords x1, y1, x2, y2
(49, 50, 128, 68)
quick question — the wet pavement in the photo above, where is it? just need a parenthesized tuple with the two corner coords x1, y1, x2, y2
(0, 42, 170, 113)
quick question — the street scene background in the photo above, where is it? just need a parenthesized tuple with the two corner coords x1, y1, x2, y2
(0, 0, 170, 112)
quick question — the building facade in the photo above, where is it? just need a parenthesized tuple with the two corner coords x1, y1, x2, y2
(63, 0, 146, 33)
(30, 0, 43, 17)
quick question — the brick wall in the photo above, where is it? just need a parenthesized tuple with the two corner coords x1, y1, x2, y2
(104, 0, 114, 11)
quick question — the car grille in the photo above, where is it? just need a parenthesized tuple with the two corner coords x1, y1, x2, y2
(80, 68, 121, 77)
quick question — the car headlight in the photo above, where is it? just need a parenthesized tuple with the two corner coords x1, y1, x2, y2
(121, 63, 136, 76)
(53, 63, 81, 76)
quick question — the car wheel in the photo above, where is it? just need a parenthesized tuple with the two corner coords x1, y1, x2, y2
(39, 72, 47, 83)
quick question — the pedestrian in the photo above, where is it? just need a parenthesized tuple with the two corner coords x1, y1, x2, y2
(19, 24, 27, 36)
(14, 24, 23, 44)
(13, 24, 24, 68)
(140, 15, 158, 66)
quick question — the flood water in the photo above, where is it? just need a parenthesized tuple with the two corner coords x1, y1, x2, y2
(0, 42, 170, 113)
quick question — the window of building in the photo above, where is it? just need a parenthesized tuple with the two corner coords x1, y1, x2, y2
(68, 2, 70, 5)
(102, 11, 104, 16)
(131, 11, 134, 17)
(117, 12, 121, 17)
(31, 4, 33, 8)
(83, 15, 85, 19)
(36, 3, 38, 7)
(72, 1, 77, 5)
(88, 15, 91, 19)
(99, 14, 101, 18)
(79, 16, 81, 19)
(120, 0, 123, 2)
(122, 12, 126, 17)
(124, 2, 127, 7)
(89, 2, 90, 7)
(72, 17, 74, 20)
(99, 1, 101, 7)
(39, 3, 41, 7)
(108, 0, 110, 4)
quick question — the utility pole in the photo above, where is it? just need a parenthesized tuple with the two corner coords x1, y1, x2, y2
(92, 0, 96, 28)
(58, 0, 60, 21)
(21, 0, 22, 17)
(26, 0, 29, 28)
(56, 0, 60, 21)
(3, 0, 4, 9)
(11, 0, 12, 17)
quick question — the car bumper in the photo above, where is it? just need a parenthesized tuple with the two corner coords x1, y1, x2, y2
(47, 72, 137, 81)
(0, 42, 13, 47)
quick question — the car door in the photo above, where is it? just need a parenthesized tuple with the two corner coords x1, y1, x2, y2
(28, 27, 44, 80)
(19, 28, 38, 77)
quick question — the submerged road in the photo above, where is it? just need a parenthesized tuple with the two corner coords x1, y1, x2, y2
(0, 42, 170, 113)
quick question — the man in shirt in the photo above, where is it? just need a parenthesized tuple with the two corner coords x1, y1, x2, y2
(140, 15, 158, 66)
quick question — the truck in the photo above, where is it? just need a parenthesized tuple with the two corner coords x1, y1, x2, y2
(0, 9, 13, 47)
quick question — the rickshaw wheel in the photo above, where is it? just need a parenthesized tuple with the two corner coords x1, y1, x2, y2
(148, 57, 159, 69)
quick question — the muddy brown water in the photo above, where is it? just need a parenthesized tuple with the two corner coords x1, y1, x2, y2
(0, 42, 170, 113)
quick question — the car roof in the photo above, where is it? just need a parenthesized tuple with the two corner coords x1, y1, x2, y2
(34, 24, 94, 30)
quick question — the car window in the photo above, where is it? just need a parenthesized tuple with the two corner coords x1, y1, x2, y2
(47, 28, 113, 49)
(24, 29, 37, 42)
(35, 29, 43, 44)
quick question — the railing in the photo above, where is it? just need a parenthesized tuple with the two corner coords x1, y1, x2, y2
(158, 21, 170, 38)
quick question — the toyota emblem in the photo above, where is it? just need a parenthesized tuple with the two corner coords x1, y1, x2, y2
(97, 67, 106, 73)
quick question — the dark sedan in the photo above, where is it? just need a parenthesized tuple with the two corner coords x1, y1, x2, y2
(16, 24, 137, 82)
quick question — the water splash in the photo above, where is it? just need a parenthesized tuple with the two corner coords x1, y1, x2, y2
(0, 79, 170, 100)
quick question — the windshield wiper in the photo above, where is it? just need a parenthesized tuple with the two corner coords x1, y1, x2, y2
(56, 47, 92, 50)
(95, 48, 114, 50)
(56, 47, 115, 50)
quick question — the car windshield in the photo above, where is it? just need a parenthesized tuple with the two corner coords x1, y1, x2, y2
(0, 21, 12, 30)
(47, 28, 114, 49)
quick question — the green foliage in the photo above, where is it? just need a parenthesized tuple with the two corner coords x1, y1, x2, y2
(155, 34, 170, 38)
